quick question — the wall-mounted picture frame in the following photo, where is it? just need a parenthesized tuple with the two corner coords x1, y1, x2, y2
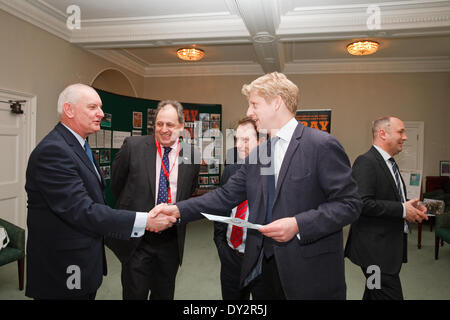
(440, 161, 450, 176)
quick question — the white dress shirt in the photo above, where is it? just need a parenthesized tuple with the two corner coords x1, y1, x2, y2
(372, 145, 408, 233)
(273, 117, 301, 239)
(274, 117, 299, 186)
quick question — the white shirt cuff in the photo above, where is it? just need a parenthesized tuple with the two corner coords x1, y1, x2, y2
(131, 211, 148, 237)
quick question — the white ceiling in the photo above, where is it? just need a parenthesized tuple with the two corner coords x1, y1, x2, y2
(1, 0, 450, 77)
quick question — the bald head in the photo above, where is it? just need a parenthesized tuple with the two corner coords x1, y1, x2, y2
(372, 116, 393, 140)
(372, 116, 408, 156)
(58, 83, 104, 139)
(57, 84, 98, 118)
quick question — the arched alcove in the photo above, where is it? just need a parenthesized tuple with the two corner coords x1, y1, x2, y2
(91, 68, 137, 97)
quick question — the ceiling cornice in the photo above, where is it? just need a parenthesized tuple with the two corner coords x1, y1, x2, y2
(278, 0, 450, 40)
(89, 48, 450, 77)
(0, 0, 70, 41)
(285, 56, 450, 74)
(3, 0, 450, 77)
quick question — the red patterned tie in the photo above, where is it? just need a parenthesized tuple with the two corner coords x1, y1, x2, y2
(230, 200, 248, 249)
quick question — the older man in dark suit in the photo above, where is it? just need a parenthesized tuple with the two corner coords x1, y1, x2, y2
(152, 72, 362, 299)
(25, 84, 173, 300)
(345, 116, 428, 300)
(105, 100, 200, 300)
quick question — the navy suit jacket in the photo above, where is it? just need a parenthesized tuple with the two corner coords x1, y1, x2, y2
(25, 123, 136, 299)
(177, 122, 362, 299)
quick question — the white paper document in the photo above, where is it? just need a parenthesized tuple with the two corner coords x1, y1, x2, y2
(201, 213, 263, 230)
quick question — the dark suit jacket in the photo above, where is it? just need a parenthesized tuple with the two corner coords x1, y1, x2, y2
(177, 122, 362, 299)
(105, 135, 200, 264)
(25, 123, 136, 299)
(345, 146, 407, 275)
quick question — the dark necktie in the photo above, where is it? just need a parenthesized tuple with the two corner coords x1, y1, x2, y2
(264, 137, 279, 258)
(157, 147, 172, 204)
(389, 157, 409, 233)
(389, 157, 405, 202)
(266, 136, 279, 223)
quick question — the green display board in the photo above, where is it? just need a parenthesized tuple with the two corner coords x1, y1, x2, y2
(89, 89, 222, 207)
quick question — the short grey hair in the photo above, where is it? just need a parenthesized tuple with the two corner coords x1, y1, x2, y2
(57, 83, 94, 118)
(155, 100, 184, 124)
(372, 116, 392, 138)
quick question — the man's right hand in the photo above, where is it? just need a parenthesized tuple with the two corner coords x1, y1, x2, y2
(145, 203, 181, 232)
(149, 203, 181, 219)
(405, 198, 428, 223)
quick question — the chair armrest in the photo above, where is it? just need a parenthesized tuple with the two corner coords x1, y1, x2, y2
(0, 218, 25, 251)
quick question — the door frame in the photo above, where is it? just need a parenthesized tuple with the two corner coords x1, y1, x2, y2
(0, 88, 36, 228)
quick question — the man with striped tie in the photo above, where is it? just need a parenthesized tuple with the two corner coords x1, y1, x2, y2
(345, 116, 428, 300)
(213, 117, 264, 300)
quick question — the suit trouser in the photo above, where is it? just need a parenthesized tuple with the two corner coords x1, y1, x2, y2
(217, 242, 251, 300)
(361, 267, 404, 300)
(121, 230, 179, 300)
(250, 255, 286, 300)
(361, 233, 407, 300)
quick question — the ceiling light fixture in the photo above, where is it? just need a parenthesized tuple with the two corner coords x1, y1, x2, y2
(347, 40, 379, 56)
(176, 47, 205, 61)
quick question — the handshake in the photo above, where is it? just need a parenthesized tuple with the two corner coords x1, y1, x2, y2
(145, 203, 180, 232)
(144, 202, 302, 243)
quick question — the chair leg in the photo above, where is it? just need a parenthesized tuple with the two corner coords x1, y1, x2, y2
(17, 258, 24, 291)
(418, 223, 422, 249)
(435, 236, 440, 260)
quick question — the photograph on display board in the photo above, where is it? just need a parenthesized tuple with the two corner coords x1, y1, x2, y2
(133, 111, 143, 129)
(199, 113, 210, 121)
(100, 150, 111, 164)
(208, 159, 219, 174)
(94, 150, 100, 163)
(101, 166, 111, 180)
(210, 121, 220, 129)
(210, 114, 220, 121)
(198, 176, 209, 185)
(147, 108, 156, 128)
(209, 176, 220, 185)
